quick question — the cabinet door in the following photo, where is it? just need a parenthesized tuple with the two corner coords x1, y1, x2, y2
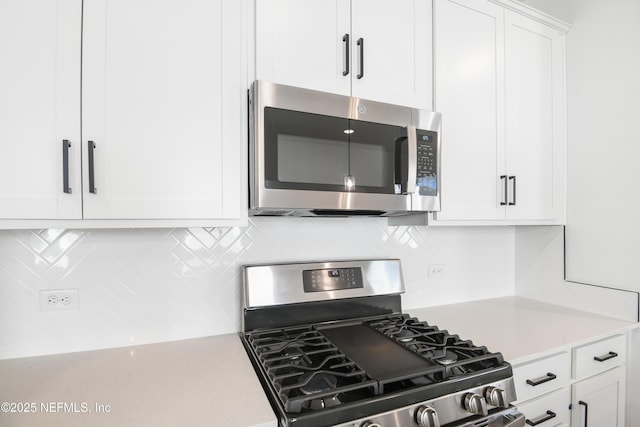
(504, 11, 565, 222)
(432, 0, 506, 221)
(255, 0, 351, 96)
(351, 0, 431, 109)
(82, 0, 245, 220)
(0, 0, 82, 220)
(572, 367, 625, 427)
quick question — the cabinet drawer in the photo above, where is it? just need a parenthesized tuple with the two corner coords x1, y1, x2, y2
(573, 334, 626, 380)
(517, 387, 570, 427)
(513, 352, 570, 403)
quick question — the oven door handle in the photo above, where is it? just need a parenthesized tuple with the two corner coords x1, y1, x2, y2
(501, 411, 526, 427)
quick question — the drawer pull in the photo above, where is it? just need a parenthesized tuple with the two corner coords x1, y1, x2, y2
(593, 351, 618, 362)
(526, 372, 557, 387)
(526, 410, 556, 426)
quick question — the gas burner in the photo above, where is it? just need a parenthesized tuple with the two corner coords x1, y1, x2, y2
(300, 372, 338, 395)
(283, 346, 307, 364)
(392, 328, 416, 343)
(435, 350, 458, 365)
(298, 372, 343, 410)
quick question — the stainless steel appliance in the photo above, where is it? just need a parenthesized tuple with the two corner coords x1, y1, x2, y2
(248, 81, 442, 216)
(239, 259, 525, 427)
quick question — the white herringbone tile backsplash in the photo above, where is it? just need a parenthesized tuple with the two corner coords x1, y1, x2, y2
(0, 218, 515, 359)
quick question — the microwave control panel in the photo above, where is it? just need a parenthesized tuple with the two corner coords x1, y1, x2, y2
(416, 130, 438, 196)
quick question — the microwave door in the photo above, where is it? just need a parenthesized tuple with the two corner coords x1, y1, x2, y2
(346, 120, 407, 196)
(263, 107, 350, 192)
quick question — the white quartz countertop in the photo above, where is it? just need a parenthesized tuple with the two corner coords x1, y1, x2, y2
(1, 296, 638, 427)
(407, 296, 639, 365)
(0, 334, 277, 427)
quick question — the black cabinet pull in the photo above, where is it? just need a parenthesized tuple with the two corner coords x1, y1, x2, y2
(509, 175, 516, 205)
(579, 401, 588, 427)
(88, 140, 97, 194)
(526, 410, 556, 426)
(356, 37, 364, 79)
(342, 33, 350, 76)
(593, 351, 618, 362)
(62, 140, 72, 194)
(500, 175, 507, 205)
(526, 372, 557, 387)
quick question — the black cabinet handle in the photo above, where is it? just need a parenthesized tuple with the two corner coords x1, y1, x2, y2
(356, 37, 364, 79)
(509, 175, 516, 205)
(526, 410, 557, 426)
(342, 33, 350, 76)
(500, 175, 508, 205)
(526, 372, 557, 387)
(62, 140, 72, 194)
(593, 351, 618, 362)
(579, 401, 589, 427)
(88, 140, 97, 194)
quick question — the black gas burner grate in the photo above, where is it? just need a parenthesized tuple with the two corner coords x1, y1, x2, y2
(245, 316, 509, 417)
(246, 325, 378, 413)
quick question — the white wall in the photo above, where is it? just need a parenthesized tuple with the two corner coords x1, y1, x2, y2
(0, 219, 515, 360)
(514, 225, 638, 321)
(542, 0, 640, 292)
(517, 0, 574, 23)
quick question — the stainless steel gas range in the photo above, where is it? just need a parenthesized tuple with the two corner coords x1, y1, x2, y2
(239, 259, 525, 427)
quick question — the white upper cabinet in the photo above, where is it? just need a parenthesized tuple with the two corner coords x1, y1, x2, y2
(432, 0, 506, 221)
(255, 0, 432, 109)
(432, 0, 566, 225)
(255, 0, 351, 97)
(0, 0, 247, 227)
(82, 0, 245, 221)
(0, 0, 82, 220)
(504, 10, 565, 222)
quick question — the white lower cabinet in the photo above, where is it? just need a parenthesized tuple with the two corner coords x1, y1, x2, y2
(518, 388, 571, 427)
(513, 333, 628, 427)
(571, 336, 627, 427)
(571, 368, 625, 427)
(513, 352, 571, 426)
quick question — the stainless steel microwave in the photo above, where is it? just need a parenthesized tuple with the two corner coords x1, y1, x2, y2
(248, 81, 442, 216)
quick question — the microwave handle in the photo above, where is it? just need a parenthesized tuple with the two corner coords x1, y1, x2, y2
(394, 136, 407, 191)
(406, 126, 418, 195)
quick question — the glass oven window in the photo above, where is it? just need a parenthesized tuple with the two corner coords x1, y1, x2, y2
(264, 107, 407, 194)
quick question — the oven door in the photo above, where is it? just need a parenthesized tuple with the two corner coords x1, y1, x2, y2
(335, 406, 526, 427)
(461, 408, 525, 427)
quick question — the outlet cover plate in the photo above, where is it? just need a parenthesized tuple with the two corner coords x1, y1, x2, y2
(428, 264, 445, 279)
(40, 289, 79, 311)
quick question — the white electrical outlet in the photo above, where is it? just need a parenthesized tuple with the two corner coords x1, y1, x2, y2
(428, 264, 445, 279)
(40, 289, 79, 311)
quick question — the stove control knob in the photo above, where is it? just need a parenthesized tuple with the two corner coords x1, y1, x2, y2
(485, 386, 509, 408)
(463, 393, 488, 416)
(360, 422, 381, 427)
(416, 405, 440, 427)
